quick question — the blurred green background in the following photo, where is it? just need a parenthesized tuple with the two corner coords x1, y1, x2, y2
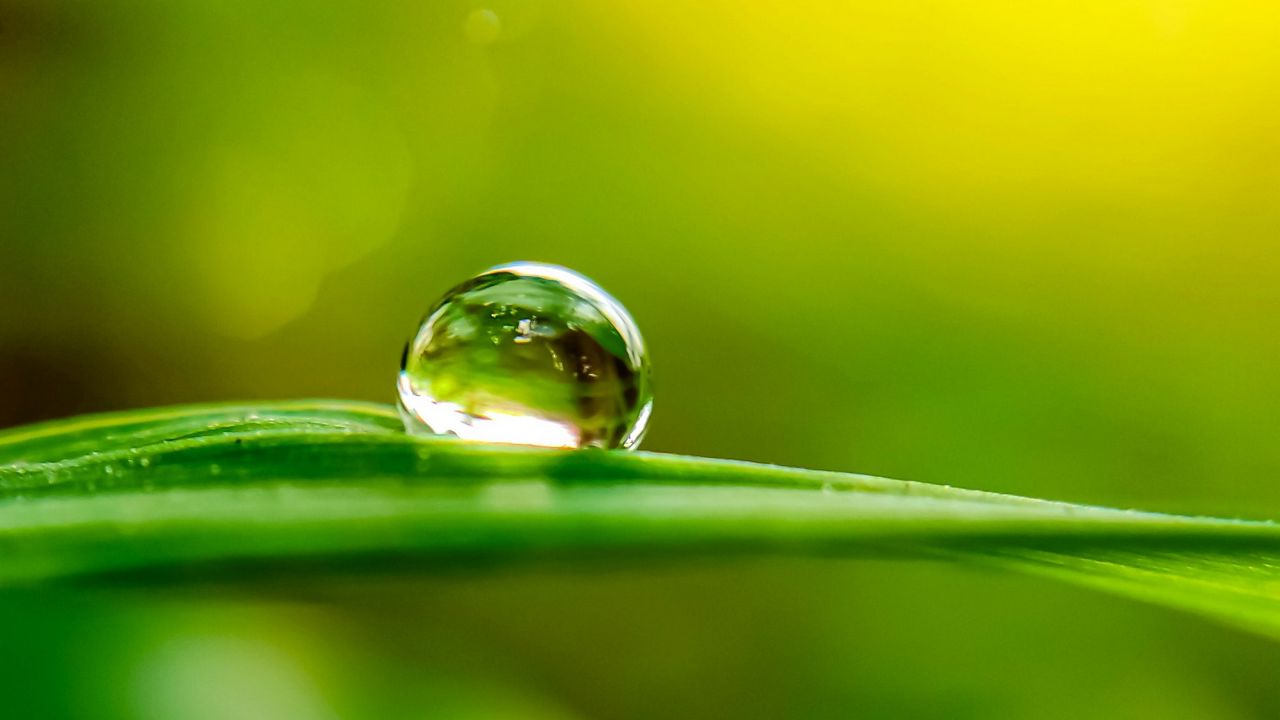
(3, 0, 1280, 717)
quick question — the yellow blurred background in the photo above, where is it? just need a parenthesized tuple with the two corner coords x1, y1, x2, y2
(2, 0, 1279, 717)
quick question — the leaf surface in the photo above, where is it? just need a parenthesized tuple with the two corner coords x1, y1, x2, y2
(2, 401, 1278, 639)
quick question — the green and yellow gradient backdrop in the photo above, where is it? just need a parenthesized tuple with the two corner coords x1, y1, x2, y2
(2, 1, 1279, 717)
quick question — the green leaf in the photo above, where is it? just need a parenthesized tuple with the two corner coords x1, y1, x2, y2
(2, 401, 1279, 640)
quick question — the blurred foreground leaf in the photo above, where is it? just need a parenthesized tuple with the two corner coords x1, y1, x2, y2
(2, 401, 1279, 640)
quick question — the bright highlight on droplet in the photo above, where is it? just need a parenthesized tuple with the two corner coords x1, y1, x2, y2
(397, 262, 653, 450)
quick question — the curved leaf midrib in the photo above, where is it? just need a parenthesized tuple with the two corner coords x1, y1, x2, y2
(0, 424, 1240, 529)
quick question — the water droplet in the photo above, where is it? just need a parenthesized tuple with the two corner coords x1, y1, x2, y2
(398, 261, 653, 450)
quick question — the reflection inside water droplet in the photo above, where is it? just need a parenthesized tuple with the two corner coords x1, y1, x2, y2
(397, 262, 653, 450)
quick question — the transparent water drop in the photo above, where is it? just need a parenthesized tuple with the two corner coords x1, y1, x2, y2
(398, 261, 653, 450)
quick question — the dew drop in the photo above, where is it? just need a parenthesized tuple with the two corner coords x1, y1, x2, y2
(398, 261, 653, 450)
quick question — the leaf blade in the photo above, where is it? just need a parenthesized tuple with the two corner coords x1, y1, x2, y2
(2, 401, 1279, 641)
